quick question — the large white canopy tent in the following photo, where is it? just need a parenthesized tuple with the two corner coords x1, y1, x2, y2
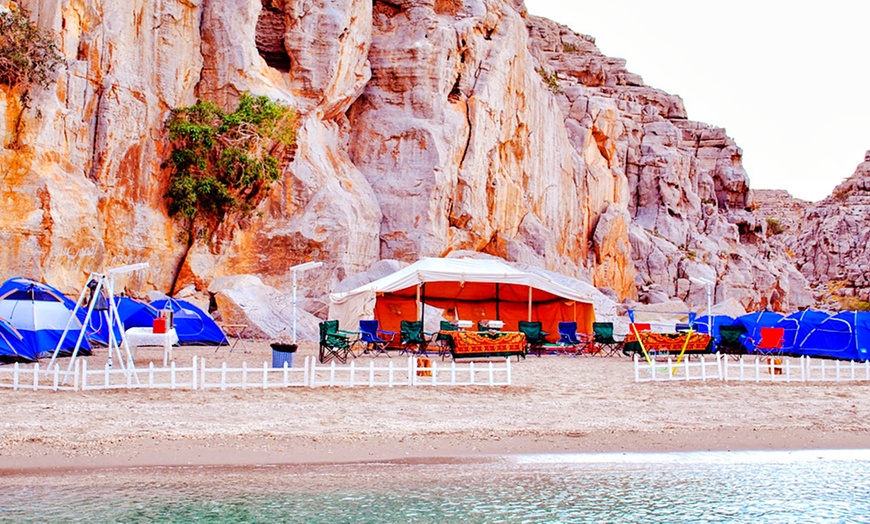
(328, 258, 597, 341)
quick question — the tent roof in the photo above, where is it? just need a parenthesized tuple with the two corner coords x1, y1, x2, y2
(330, 258, 595, 304)
(0, 277, 72, 304)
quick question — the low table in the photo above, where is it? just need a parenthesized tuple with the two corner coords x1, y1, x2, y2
(441, 331, 527, 360)
(221, 323, 250, 353)
(125, 327, 179, 366)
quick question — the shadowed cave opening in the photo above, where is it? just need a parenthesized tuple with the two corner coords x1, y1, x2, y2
(256, 0, 291, 72)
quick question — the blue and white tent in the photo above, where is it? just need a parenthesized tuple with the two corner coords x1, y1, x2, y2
(150, 298, 228, 346)
(0, 317, 33, 362)
(0, 278, 92, 358)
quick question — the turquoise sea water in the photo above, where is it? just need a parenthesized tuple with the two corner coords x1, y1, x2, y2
(1, 449, 869, 523)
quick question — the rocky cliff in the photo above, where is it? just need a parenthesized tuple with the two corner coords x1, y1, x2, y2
(0, 0, 821, 320)
(755, 152, 870, 309)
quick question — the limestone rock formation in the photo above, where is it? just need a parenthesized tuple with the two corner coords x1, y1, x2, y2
(348, 0, 592, 286)
(523, 15, 812, 312)
(0, 0, 828, 333)
(792, 152, 870, 305)
(752, 152, 870, 309)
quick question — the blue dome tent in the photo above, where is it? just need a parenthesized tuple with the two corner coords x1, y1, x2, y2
(150, 298, 228, 346)
(114, 296, 159, 329)
(80, 296, 160, 345)
(0, 278, 92, 358)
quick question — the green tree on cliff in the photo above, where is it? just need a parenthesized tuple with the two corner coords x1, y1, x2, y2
(163, 93, 296, 242)
(0, 6, 62, 96)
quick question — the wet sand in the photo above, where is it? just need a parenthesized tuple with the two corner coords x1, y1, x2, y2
(2, 341, 870, 472)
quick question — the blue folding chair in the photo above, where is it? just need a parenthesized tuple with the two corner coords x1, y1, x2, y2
(358, 319, 396, 357)
(558, 321, 591, 355)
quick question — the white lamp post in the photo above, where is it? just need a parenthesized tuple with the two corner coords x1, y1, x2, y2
(290, 261, 323, 344)
(689, 277, 715, 335)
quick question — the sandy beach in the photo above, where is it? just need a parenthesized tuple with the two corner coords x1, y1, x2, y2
(2, 340, 870, 473)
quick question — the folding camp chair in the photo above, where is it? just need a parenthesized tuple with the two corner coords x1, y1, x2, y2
(716, 324, 748, 359)
(517, 321, 548, 357)
(557, 321, 592, 355)
(433, 320, 456, 360)
(593, 322, 623, 356)
(319, 320, 351, 364)
(399, 320, 430, 355)
(358, 319, 396, 357)
(752, 326, 785, 356)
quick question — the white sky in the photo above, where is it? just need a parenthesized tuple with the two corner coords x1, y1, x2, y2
(524, 1, 870, 202)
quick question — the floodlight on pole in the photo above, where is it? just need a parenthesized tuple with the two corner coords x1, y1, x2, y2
(107, 262, 149, 275)
(689, 277, 715, 336)
(290, 261, 323, 344)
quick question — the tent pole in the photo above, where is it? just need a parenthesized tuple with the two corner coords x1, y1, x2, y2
(527, 286, 532, 322)
(420, 283, 426, 325)
(416, 284, 421, 320)
(495, 283, 500, 320)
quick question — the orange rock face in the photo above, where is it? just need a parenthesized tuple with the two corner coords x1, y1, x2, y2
(0, 0, 820, 312)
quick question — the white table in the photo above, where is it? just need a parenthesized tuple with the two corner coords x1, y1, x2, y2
(125, 327, 179, 366)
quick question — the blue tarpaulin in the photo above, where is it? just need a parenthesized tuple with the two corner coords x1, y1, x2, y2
(799, 311, 870, 361)
(692, 315, 737, 339)
(775, 309, 830, 353)
(736, 311, 785, 353)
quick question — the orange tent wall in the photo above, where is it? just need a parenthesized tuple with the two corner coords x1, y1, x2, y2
(373, 294, 594, 343)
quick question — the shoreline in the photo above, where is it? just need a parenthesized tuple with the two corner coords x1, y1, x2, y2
(2, 342, 870, 474)
(3, 427, 868, 475)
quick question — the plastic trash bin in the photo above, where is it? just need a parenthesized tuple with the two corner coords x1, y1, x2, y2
(271, 343, 297, 368)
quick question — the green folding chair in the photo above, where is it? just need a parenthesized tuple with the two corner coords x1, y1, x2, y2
(517, 320, 548, 357)
(716, 324, 748, 360)
(593, 322, 623, 356)
(399, 320, 429, 355)
(319, 320, 351, 363)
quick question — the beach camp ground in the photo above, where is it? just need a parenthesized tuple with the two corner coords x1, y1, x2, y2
(0, 274, 229, 365)
(0, 258, 868, 372)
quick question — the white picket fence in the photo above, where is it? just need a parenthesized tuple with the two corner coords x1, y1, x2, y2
(0, 356, 512, 391)
(634, 353, 870, 383)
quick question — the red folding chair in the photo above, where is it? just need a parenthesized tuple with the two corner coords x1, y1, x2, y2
(755, 327, 785, 355)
